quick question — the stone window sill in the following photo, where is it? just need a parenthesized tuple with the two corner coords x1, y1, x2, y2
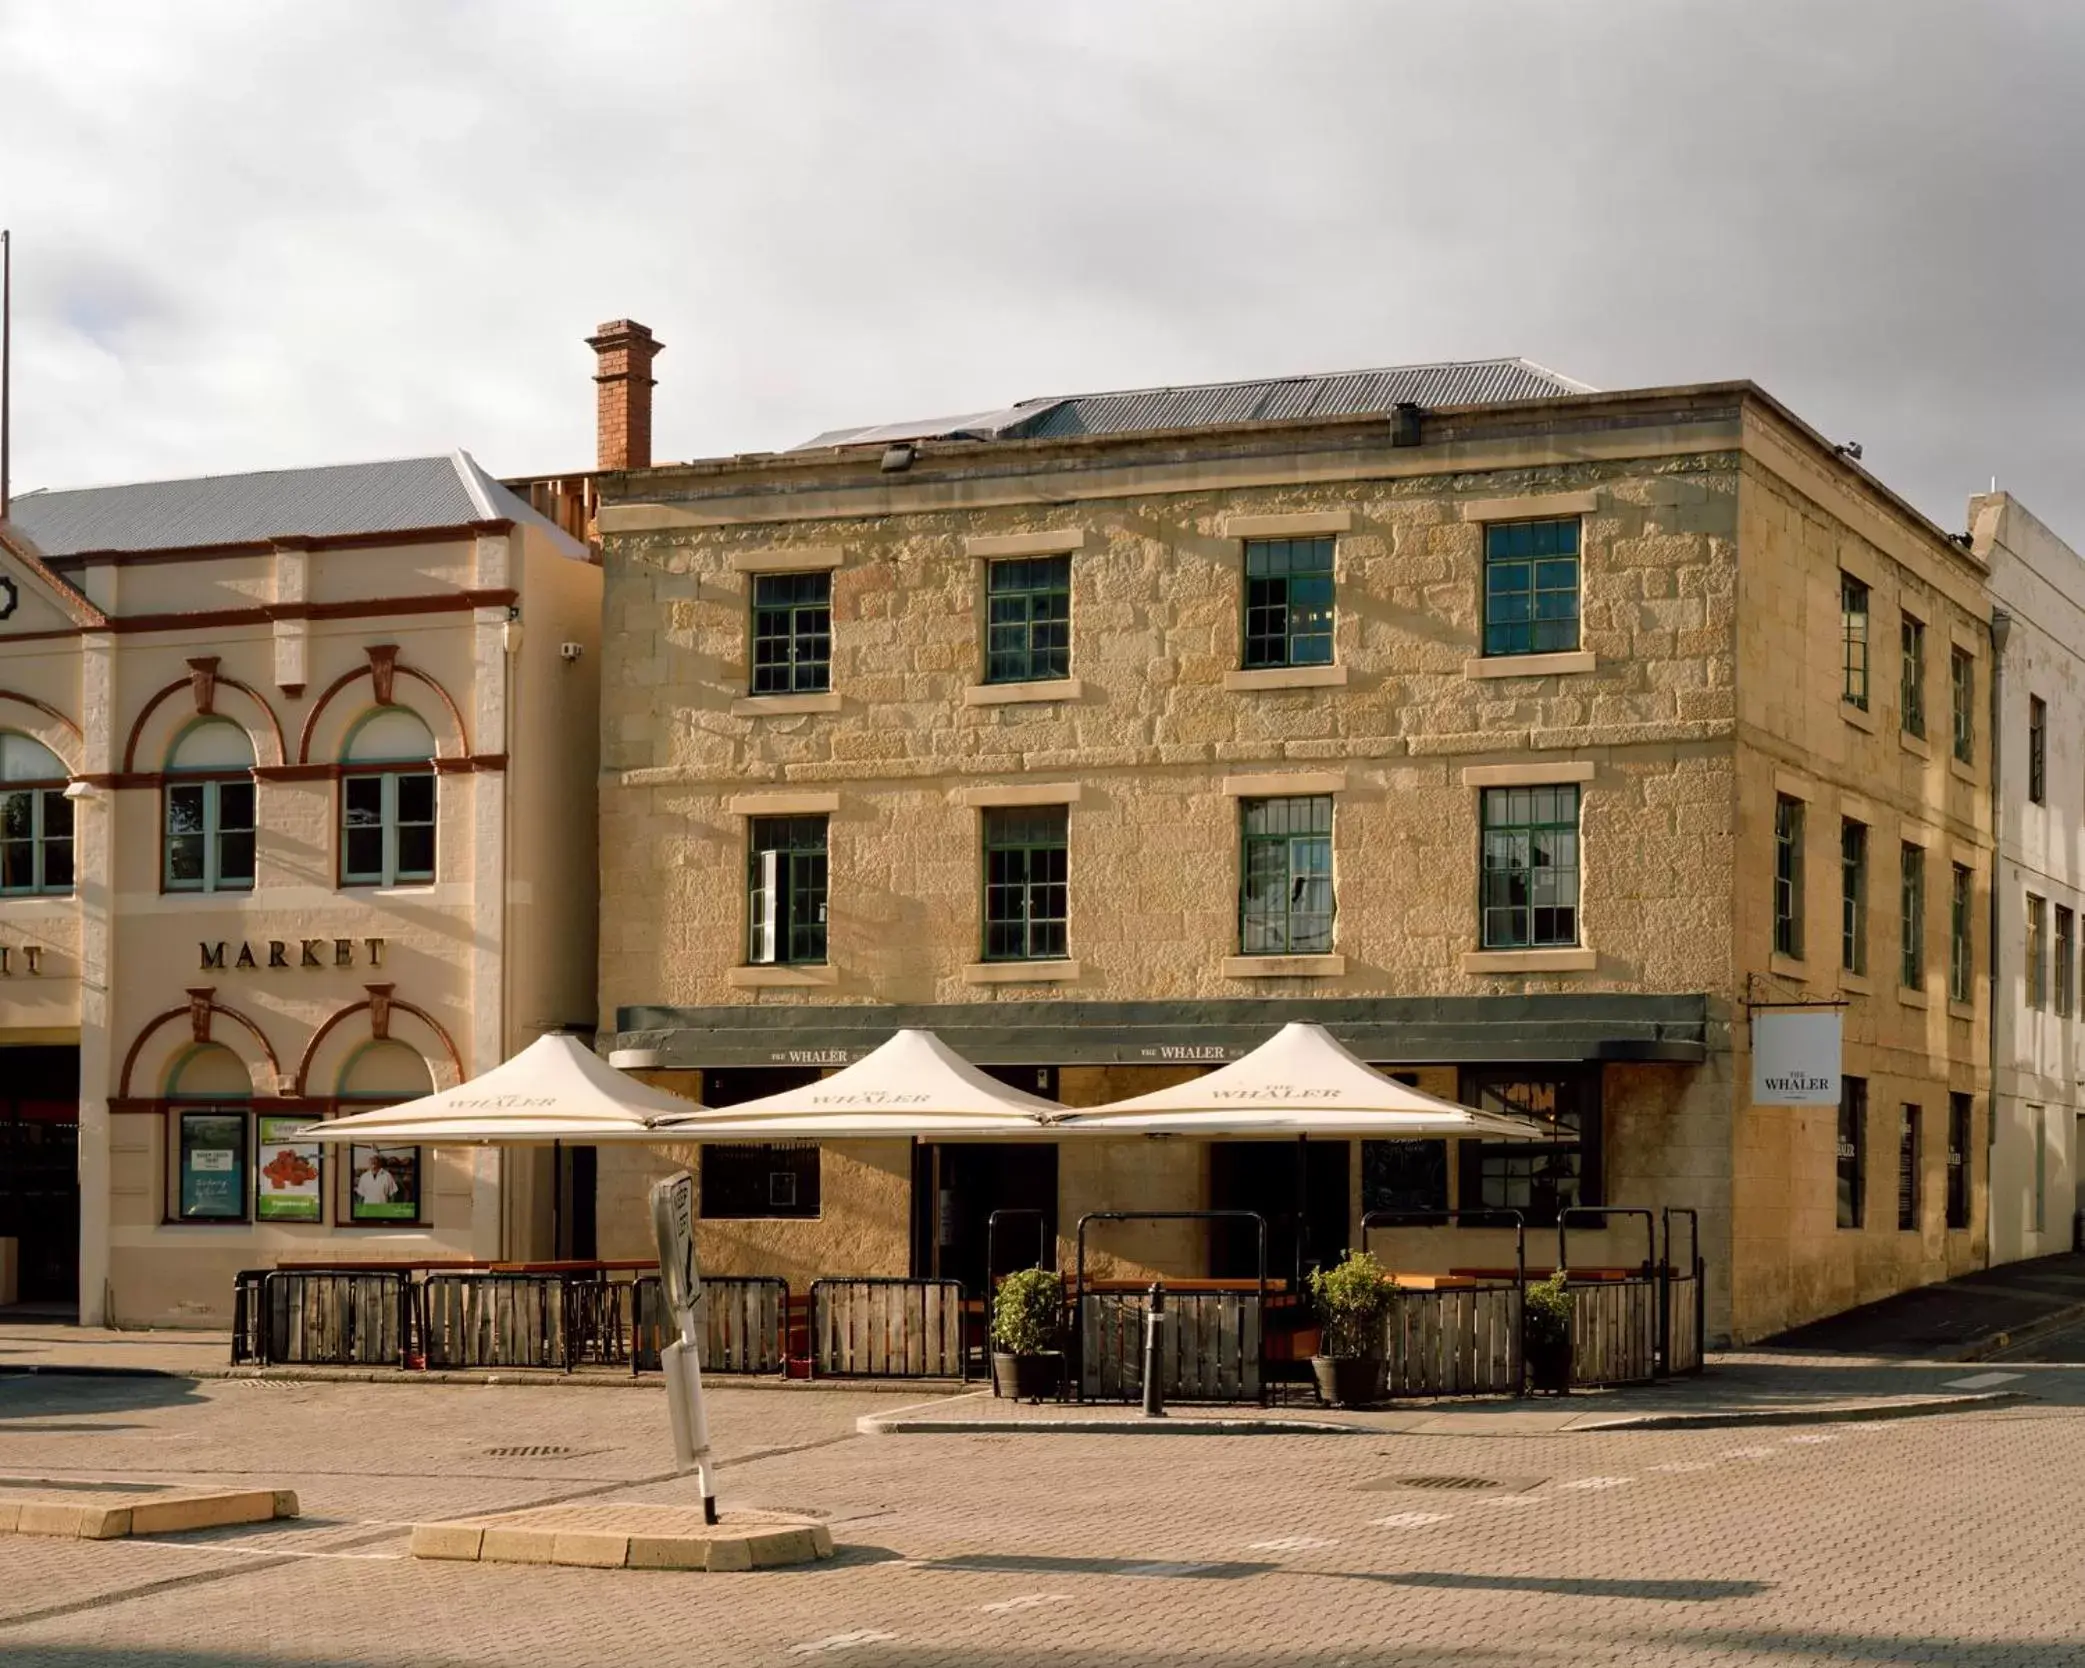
(1768, 952, 1808, 980)
(1462, 650, 1597, 680)
(1839, 969, 1873, 995)
(1900, 730, 1931, 758)
(963, 677, 1082, 707)
(1460, 947, 1597, 974)
(1842, 700, 1877, 734)
(1223, 664, 1348, 692)
(1949, 755, 1977, 784)
(731, 691, 841, 716)
(726, 964, 839, 988)
(1898, 985, 1930, 1009)
(1948, 999, 1976, 1021)
(1221, 954, 1347, 979)
(963, 960, 1080, 985)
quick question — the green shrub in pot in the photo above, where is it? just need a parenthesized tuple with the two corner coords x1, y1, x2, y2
(1522, 1270, 1575, 1393)
(990, 1267, 1066, 1400)
(1306, 1249, 1396, 1407)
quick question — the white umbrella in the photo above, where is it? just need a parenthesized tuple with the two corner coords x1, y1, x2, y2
(1055, 1021, 1552, 1139)
(648, 1027, 1065, 1139)
(308, 1032, 704, 1145)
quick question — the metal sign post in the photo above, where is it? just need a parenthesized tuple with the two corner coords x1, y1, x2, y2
(649, 1170, 716, 1524)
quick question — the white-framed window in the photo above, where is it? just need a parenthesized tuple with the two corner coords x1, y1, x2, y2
(163, 720, 256, 893)
(0, 732, 74, 896)
(340, 709, 436, 887)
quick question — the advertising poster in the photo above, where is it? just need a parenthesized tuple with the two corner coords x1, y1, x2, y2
(255, 1116, 323, 1222)
(179, 1111, 247, 1220)
(349, 1144, 419, 1222)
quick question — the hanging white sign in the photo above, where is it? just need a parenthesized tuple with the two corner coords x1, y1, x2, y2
(1750, 1011, 1843, 1105)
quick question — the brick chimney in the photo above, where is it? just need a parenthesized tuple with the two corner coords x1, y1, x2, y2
(587, 319, 664, 471)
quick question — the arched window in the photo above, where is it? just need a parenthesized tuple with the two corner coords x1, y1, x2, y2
(341, 710, 435, 887)
(164, 720, 255, 893)
(168, 1043, 252, 1222)
(339, 1041, 432, 1224)
(0, 732, 73, 896)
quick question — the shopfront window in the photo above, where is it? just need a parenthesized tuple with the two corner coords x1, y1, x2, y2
(1362, 1138, 1449, 1216)
(339, 1042, 432, 1225)
(1947, 1093, 1972, 1230)
(0, 733, 73, 896)
(1458, 1069, 1600, 1227)
(699, 1142, 821, 1219)
(167, 1044, 251, 1222)
(1838, 1075, 1867, 1230)
(163, 720, 255, 893)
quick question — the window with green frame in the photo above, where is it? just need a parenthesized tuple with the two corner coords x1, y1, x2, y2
(163, 720, 256, 894)
(750, 571, 832, 695)
(0, 733, 73, 896)
(1951, 647, 1975, 763)
(1949, 862, 1973, 1002)
(1479, 785, 1581, 949)
(1899, 842, 1925, 991)
(982, 805, 1068, 961)
(1483, 519, 1580, 657)
(747, 815, 828, 966)
(1241, 537, 1334, 669)
(1899, 613, 1926, 738)
(1841, 818, 1867, 975)
(985, 557, 1071, 684)
(1840, 573, 1870, 710)
(1774, 794, 1805, 958)
(1238, 795, 1333, 954)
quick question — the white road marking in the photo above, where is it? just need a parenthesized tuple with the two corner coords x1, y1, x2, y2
(127, 1540, 403, 1561)
(1944, 1371, 2024, 1391)
(788, 1632, 899, 1655)
(980, 1593, 1070, 1614)
(1650, 1461, 1718, 1473)
(1721, 1447, 1776, 1459)
(1247, 1535, 1338, 1551)
(1120, 1561, 1215, 1578)
(1472, 1493, 1551, 1505)
(1557, 1476, 1631, 1490)
(1784, 1433, 1840, 1445)
(1372, 1511, 1450, 1528)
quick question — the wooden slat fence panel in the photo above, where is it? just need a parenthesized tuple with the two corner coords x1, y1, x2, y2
(1569, 1277, 1657, 1386)
(260, 1271, 409, 1366)
(632, 1276, 788, 1373)
(810, 1279, 964, 1379)
(1381, 1284, 1520, 1397)
(421, 1274, 566, 1370)
(1077, 1292, 1261, 1402)
(1664, 1272, 1704, 1375)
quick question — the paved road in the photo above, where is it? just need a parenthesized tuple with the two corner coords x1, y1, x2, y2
(3, 1369, 2084, 1665)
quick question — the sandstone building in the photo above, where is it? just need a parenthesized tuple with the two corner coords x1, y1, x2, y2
(0, 457, 599, 1323)
(614, 347, 1991, 1343)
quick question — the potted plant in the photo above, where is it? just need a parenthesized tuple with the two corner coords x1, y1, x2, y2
(1523, 1270, 1575, 1395)
(990, 1266, 1066, 1401)
(1307, 1248, 1396, 1408)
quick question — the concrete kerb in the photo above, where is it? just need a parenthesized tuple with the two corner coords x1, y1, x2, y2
(1572, 1390, 2031, 1429)
(410, 1505, 834, 1572)
(0, 1488, 298, 1540)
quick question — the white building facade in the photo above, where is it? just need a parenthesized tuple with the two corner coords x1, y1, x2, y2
(1973, 491, 2083, 1264)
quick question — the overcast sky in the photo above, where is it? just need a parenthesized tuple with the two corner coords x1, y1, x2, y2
(5, 1, 2084, 536)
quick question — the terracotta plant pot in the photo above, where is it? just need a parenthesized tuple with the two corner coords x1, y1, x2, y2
(991, 1350, 1064, 1402)
(1311, 1353, 1387, 1409)
(1525, 1334, 1572, 1395)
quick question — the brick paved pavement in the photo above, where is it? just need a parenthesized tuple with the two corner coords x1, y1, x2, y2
(4, 1367, 2085, 1665)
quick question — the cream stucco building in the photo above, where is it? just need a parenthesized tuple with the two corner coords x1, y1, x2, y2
(0, 455, 600, 1325)
(1972, 492, 2085, 1264)
(587, 354, 1999, 1347)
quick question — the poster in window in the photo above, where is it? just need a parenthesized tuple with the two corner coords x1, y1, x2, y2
(348, 1144, 420, 1222)
(255, 1116, 323, 1222)
(178, 1111, 247, 1220)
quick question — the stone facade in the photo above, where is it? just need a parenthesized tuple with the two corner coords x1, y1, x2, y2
(593, 383, 1993, 1344)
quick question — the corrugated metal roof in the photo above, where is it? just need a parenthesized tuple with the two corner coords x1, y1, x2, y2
(793, 358, 1591, 451)
(8, 452, 587, 559)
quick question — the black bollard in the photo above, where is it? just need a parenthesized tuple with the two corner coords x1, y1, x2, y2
(1142, 1279, 1167, 1419)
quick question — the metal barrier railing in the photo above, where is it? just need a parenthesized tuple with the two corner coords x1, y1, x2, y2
(1072, 1211, 1267, 1405)
(257, 1269, 413, 1367)
(230, 1269, 270, 1365)
(421, 1272, 570, 1371)
(809, 1277, 967, 1380)
(1363, 1210, 1527, 1399)
(632, 1275, 789, 1375)
(1559, 1206, 1659, 1387)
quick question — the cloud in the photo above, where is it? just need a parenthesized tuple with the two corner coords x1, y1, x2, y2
(5, 0, 2085, 536)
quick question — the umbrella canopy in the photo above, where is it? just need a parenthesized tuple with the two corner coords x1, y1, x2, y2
(1055, 1022, 1551, 1139)
(649, 1027, 1065, 1139)
(308, 1032, 704, 1145)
